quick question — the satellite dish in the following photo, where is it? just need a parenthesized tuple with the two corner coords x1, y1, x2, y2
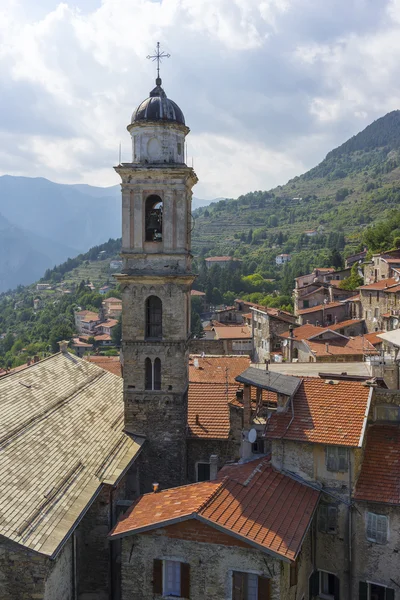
(282, 339, 288, 347)
(248, 428, 257, 444)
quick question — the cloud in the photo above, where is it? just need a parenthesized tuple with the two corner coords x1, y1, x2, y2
(0, 0, 398, 199)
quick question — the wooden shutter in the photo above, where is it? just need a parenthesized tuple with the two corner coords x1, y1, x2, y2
(358, 581, 368, 600)
(257, 576, 271, 600)
(376, 515, 388, 544)
(309, 571, 319, 599)
(153, 559, 163, 595)
(181, 562, 190, 599)
(232, 571, 245, 600)
(366, 512, 376, 540)
(386, 588, 395, 600)
(333, 575, 340, 600)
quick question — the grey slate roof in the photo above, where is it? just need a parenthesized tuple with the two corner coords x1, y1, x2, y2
(0, 352, 143, 557)
(236, 367, 302, 397)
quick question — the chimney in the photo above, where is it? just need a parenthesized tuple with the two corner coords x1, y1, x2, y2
(152, 483, 160, 493)
(58, 340, 69, 354)
(325, 342, 329, 353)
(243, 384, 251, 429)
(27, 358, 31, 366)
(328, 285, 334, 302)
(209, 455, 218, 481)
(33, 355, 39, 363)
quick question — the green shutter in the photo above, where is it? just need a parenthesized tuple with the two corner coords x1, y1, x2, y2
(181, 562, 190, 599)
(153, 559, 163, 595)
(334, 575, 340, 600)
(309, 571, 319, 599)
(359, 581, 368, 600)
(257, 576, 271, 600)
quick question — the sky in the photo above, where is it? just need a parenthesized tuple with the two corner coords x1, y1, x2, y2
(0, 0, 400, 199)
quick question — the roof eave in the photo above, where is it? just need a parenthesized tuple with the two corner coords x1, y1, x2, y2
(109, 513, 197, 540)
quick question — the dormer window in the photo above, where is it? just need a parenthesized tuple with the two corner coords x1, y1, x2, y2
(145, 195, 163, 242)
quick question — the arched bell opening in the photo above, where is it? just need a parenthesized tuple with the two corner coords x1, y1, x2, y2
(145, 195, 163, 242)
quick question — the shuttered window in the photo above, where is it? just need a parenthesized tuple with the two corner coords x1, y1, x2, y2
(366, 512, 388, 544)
(309, 571, 340, 600)
(326, 446, 348, 472)
(232, 572, 270, 600)
(318, 504, 338, 534)
(359, 581, 395, 600)
(152, 559, 190, 598)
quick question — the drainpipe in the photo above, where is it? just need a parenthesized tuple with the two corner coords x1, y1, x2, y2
(348, 453, 353, 600)
(288, 325, 294, 362)
(72, 531, 77, 600)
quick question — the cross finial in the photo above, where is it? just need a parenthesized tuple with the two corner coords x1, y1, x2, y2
(147, 42, 170, 85)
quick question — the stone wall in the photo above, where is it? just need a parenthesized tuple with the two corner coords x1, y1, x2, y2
(188, 338, 225, 355)
(44, 539, 73, 600)
(120, 525, 311, 600)
(298, 303, 348, 326)
(351, 502, 400, 597)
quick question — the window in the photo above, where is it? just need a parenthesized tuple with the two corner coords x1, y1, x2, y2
(309, 571, 340, 600)
(232, 572, 270, 600)
(145, 357, 162, 391)
(145, 195, 163, 242)
(374, 307, 379, 319)
(146, 296, 162, 339)
(366, 512, 388, 544)
(359, 581, 395, 600)
(318, 504, 338, 534)
(375, 405, 400, 422)
(177, 142, 182, 156)
(252, 438, 264, 454)
(153, 559, 190, 598)
(196, 462, 210, 482)
(326, 446, 348, 472)
(369, 294, 372, 305)
(303, 300, 310, 309)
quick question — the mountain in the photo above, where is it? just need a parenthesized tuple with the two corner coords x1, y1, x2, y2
(0, 176, 121, 292)
(192, 196, 224, 211)
(0, 176, 121, 252)
(192, 110, 400, 258)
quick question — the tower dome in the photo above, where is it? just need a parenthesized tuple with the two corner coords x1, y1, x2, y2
(131, 78, 185, 125)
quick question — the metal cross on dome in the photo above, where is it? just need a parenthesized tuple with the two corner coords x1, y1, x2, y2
(147, 42, 170, 80)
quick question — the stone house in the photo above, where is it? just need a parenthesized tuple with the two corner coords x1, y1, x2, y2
(278, 322, 376, 363)
(0, 348, 143, 600)
(251, 306, 297, 363)
(74, 309, 101, 334)
(345, 248, 367, 267)
(294, 267, 354, 314)
(275, 253, 291, 265)
(110, 458, 319, 600)
(186, 355, 250, 482)
(297, 301, 349, 326)
(103, 296, 123, 318)
(212, 306, 244, 324)
(211, 324, 253, 355)
(364, 249, 400, 285)
(358, 278, 400, 332)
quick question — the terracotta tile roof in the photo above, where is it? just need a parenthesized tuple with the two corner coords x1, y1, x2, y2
(81, 311, 101, 323)
(297, 302, 343, 315)
(305, 336, 378, 358)
(213, 325, 251, 340)
(187, 383, 237, 439)
(343, 294, 360, 301)
(191, 289, 206, 296)
(72, 338, 93, 348)
(280, 324, 323, 340)
(86, 356, 122, 377)
(267, 378, 372, 447)
(110, 458, 319, 561)
(328, 319, 364, 330)
(103, 297, 122, 303)
(384, 284, 400, 293)
(363, 331, 384, 346)
(189, 355, 250, 384)
(95, 319, 118, 328)
(354, 425, 400, 504)
(358, 278, 397, 291)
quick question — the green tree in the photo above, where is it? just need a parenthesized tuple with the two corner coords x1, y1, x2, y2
(111, 316, 122, 346)
(338, 264, 363, 291)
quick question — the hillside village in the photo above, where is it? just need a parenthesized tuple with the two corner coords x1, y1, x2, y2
(2, 52, 400, 600)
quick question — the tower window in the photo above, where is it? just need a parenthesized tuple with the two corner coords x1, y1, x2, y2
(145, 357, 162, 391)
(146, 296, 162, 339)
(145, 195, 163, 242)
(177, 142, 182, 155)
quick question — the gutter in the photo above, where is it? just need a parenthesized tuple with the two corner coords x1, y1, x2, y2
(358, 386, 373, 448)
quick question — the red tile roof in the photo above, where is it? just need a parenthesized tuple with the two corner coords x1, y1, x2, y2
(363, 331, 384, 346)
(267, 378, 372, 447)
(297, 302, 343, 315)
(189, 355, 250, 384)
(384, 284, 400, 293)
(328, 319, 364, 330)
(305, 336, 377, 358)
(354, 425, 400, 504)
(187, 383, 237, 439)
(110, 458, 319, 561)
(280, 324, 323, 340)
(213, 326, 251, 340)
(358, 278, 397, 291)
(103, 297, 122, 303)
(86, 356, 122, 377)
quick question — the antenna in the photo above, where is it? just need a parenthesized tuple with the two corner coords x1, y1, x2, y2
(118, 142, 121, 165)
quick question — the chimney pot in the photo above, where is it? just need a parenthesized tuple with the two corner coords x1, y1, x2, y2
(152, 482, 160, 493)
(33, 355, 39, 363)
(58, 340, 69, 354)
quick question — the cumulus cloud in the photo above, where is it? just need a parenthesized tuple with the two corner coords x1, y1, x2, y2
(0, 0, 399, 198)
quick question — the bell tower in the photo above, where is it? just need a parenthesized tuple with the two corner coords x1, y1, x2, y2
(115, 51, 197, 492)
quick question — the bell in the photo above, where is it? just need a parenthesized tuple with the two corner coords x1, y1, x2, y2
(147, 212, 160, 229)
